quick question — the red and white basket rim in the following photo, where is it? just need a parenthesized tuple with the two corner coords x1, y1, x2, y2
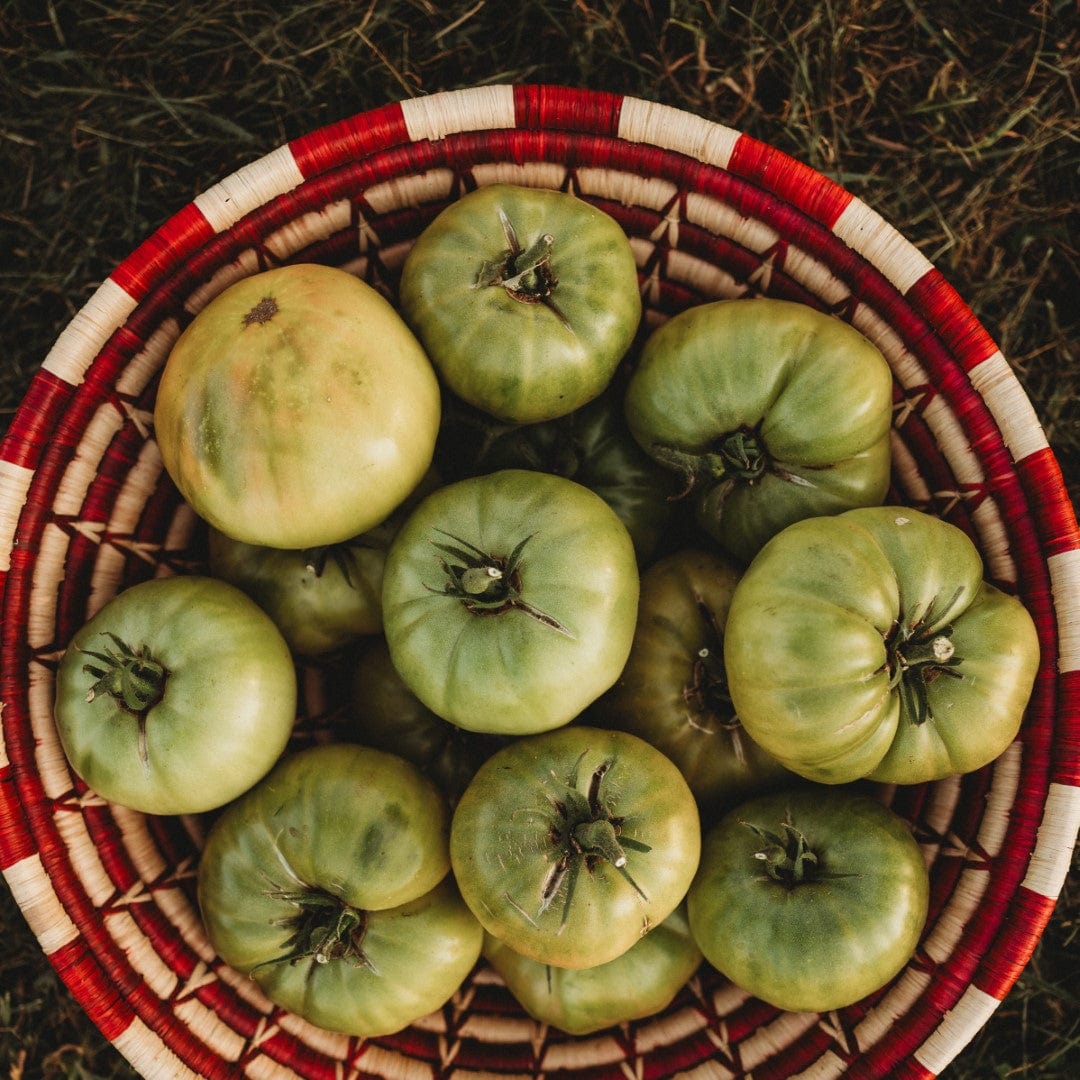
(1, 84, 1078, 1079)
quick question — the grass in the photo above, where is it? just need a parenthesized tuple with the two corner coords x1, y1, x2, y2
(1, 0, 1077, 1076)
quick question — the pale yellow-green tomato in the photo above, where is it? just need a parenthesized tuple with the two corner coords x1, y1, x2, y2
(154, 262, 441, 549)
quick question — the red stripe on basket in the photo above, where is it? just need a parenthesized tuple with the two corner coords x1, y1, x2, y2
(0, 767, 37, 867)
(1017, 448, 1080, 558)
(514, 84, 624, 135)
(850, 1054, 937, 1080)
(48, 936, 135, 1041)
(1054, 672, 1080, 786)
(109, 203, 215, 301)
(905, 268, 999, 370)
(0, 370, 78, 471)
(289, 102, 410, 179)
(727, 135, 853, 227)
(974, 885, 1059, 1000)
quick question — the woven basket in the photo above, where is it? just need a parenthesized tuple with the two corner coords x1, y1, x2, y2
(2, 84, 1077, 1079)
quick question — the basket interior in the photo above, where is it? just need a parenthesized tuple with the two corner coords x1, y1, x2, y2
(1, 84, 1077, 1080)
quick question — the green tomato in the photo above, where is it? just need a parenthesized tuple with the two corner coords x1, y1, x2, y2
(592, 549, 793, 823)
(440, 384, 678, 564)
(349, 637, 505, 805)
(482, 903, 702, 1035)
(687, 787, 930, 1013)
(450, 726, 701, 970)
(53, 576, 296, 816)
(399, 184, 642, 424)
(624, 297, 893, 563)
(196, 744, 481, 1037)
(207, 469, 441, 656)
(154, 262, 441, 549)
(381, 469, 640, 736)
(724, 506, 1041, 785)
(207, 529, 383, 655)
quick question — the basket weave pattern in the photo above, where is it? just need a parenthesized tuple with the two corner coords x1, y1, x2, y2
(1, 84, 1077, 1079)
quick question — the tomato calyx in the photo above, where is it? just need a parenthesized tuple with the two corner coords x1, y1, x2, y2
(302, 538, 379, 589)
(652, 426, 830, 508)
(78, 631, 169, 772)
(884, 592, 965, 726)
(744, 819, 820, 886)
(255, 886, 376, 974)
(532, 757, 653, 929)
(425, 530, 574, 637)
(683, 599, 736, 731)
(475, 209, 571, 328)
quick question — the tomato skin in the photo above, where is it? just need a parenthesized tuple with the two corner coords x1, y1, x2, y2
(247, 875, 482, 1038)
(442, 385, 678, 564)
(624, 297, 893, 563)
(154, 262, 441, 549)
(482, 903, 702, 1035)
(207, 528, 383, 655)
(399, 184, 642, 424)
(196, 744, 480, 1037)
(349, 637, 506, 805)
(53, 575, 296, 816)
(687, 787, 929, 1013)
(592, 549, 793, 823)
(381, 469, 640, 735)
(206, 469, 440, 656)
(723, 506, 1041, 785)
(450, 726, 701, 970)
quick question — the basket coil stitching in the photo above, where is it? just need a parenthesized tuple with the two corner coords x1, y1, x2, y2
(1, 84, 1077, 1079)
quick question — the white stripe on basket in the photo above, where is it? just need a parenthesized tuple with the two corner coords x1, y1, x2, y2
(831, 197, 935, 295)
(0, 458, 33, 573)
(115, 319, 181, 401)
(684, 193, 781, 258)
(30, 658, 85, 797)
(41, 277, 140, 385)
(53, 402, 126, 516)
(921, 743, 1022, 966)
(105, 909, 182, 999)
(844, 967, 937, 1077)
(540, 1029, 636, 1071)
(277, 1011, 353, 1060)
(968, 351, 1051, 461)
(914, 983, 1001, 1075)
(919, 393, 1018, 583)
(263, 198, 354, 262)
(634, 999, 722, 1055)
(112, 1017, 203, 1080)
(737, 1012, 821, 1072)
(105, 442, 167, 565)
(321, 1042, 424, 1080)
(1048, 548, 1080, 673)
(52, 800, 117, 907)
(577, 168, 679, 217)
(638, 245, 746, 304)
(193, 144, 305, 234)
(1, 854, 80, 954)
(400, 84, 516, 143)
(1022, 782, 1080, 898)
(183, 250, 267, 317)
(472, 160, 570, 192)
(173, 997, 248, 1064)
(618, 96, 740, 169)
(364, 168, 459, 214)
